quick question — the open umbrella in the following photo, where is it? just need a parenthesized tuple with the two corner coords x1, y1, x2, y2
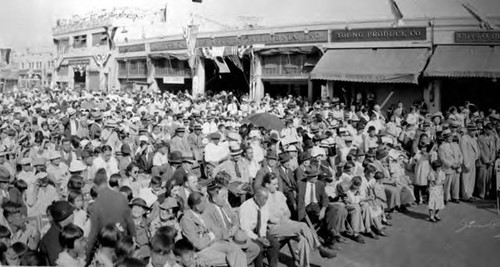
(242, 113, 285, 131)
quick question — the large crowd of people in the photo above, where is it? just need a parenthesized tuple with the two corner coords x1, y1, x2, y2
(0, 87, 497, 267)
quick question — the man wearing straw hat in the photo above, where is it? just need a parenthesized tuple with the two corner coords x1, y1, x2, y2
(460, 124, 480, 202)
(438, 129, 463, 203)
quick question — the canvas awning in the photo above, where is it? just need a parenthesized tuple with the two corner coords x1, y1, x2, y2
(424, 46, 500, 78)
(148, 50, 189, 61)
(310, 48, 430, 84)
(256, 46, 320, 55)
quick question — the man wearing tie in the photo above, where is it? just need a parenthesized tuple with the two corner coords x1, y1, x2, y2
(239, 187, 273, 264)
(438, 129, 464, 203)
(297, 167, 347, 250)
(180, 192, 246, 267)
(203, 183, 263, 267)
(212, 147, 251, 203)
(277, 153, 298, 217)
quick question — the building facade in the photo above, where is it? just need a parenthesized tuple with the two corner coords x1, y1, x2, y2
(51, 7, 500, 111)
(13, 48, 54, 89)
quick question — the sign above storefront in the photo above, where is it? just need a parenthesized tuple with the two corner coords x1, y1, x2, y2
(118, 44, 146, 53)
(163, 76, 184, 84)
(68, 58, 90, 65)
(331, 27, 427, 42)
(196, 30, 328, 48)
(455, 31, 500, 44)
(151, 40, 187, 52)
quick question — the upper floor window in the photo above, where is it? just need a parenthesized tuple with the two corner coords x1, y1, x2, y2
(73, 35, 87, 48)
(92, 32, 109, 47)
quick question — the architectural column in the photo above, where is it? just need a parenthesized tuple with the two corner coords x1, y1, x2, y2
(192, 57, 205, 98)
(68, 67, 75, 90)
(251, 54, 264, 101)
(307, 79, 313, 102)
(423, 79, 441, 114)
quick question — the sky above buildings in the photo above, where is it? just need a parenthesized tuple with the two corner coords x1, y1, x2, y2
(0, 0, 498, 49)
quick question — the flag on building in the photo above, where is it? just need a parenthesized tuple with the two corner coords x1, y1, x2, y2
(0, 49, 12, 65)
(184, 24, 199, 72)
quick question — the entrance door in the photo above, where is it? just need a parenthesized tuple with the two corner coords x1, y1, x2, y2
(74, 71, 86, 91)
(88, 71, 100, 91)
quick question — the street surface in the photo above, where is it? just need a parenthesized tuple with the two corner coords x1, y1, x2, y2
(278, 200, 500, 267)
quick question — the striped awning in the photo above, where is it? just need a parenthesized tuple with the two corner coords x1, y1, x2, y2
(311, 48, 430, 84)
(424, 46, 500, 78)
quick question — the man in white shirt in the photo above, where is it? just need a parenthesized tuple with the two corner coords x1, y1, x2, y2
(204, 133, 228, 167)
(239, 188, 271, 257)
(152, 142, 169, 177)
(88, 145, 119, 179)
(261, 173, 336, 266)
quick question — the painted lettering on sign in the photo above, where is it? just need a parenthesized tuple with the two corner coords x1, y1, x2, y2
(455, 31, 500, 44)
(118, 44, 146, 53)
(150, 40, 187, 51)
(196, 30, 328, 47)
(331, 27, 427, 42)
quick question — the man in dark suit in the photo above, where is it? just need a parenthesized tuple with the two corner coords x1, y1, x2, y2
(253, 150, 279, 192)
(297, 167, 347, 250)
(85, 171, 136, 263)
(134, 140, 155, 173)
(203, 183, 263, 267)
(277, 153, 298, 217)
(180, 192, 247, 267)
(171, 156, 194, 185)
(39, 201, 75, 266)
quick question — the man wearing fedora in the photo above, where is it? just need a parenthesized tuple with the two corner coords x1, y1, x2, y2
(439, 129, 464, 203)
(476, 124, 496, 199)
(61, 107, 80, 138)
(253, 150, 280, 192)
(171, 126, 193, 158)
(212, 146, 251, 199)
(204, 183, 264, 267)
(277, 152, 298, 217)
(39, 200, 75, 266)
(188, 123, 205, 164)
(297, 167, 348, 250)
(460, 124, 480, 202)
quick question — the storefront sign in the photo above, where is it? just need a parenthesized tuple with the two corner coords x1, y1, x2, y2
(68, 58, 90, 65)
(455, 31, 500, 44)
(195, 30, 328, 47)
(163, 76, 184, 84)
(150, 40, 187, 51)
(118, 44, 146, 53)
(331, 27, 427, 42)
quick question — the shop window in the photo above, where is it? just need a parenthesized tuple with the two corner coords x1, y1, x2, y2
(92, 32, 109, 47)
(262, 55, 281, 75)
(118, 61, 127, 77)
(73, 35, 87, 48)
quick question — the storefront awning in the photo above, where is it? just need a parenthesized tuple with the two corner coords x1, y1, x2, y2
(256, 46, 320, 56)
(424, 46, 500, 78)
(310, 48, 430, 84)
(149, 50, 189, 61)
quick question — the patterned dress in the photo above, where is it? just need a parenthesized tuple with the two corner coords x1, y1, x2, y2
(428, 170, 445, 210)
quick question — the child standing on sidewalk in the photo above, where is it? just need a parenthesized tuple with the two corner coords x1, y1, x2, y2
(428, 160, 445, 222)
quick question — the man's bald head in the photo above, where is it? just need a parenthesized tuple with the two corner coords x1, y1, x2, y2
(254, 187, 269, 208)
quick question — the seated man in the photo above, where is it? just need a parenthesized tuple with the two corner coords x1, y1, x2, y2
(180, 192, 246, 267)
(262, 173, 336, 267)
(297, 167, 348, 249)
(203, 183, 263, 267)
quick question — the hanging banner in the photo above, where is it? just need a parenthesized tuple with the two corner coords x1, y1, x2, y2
(163, 76, 184, 84)
(93, 53, 111, 67)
